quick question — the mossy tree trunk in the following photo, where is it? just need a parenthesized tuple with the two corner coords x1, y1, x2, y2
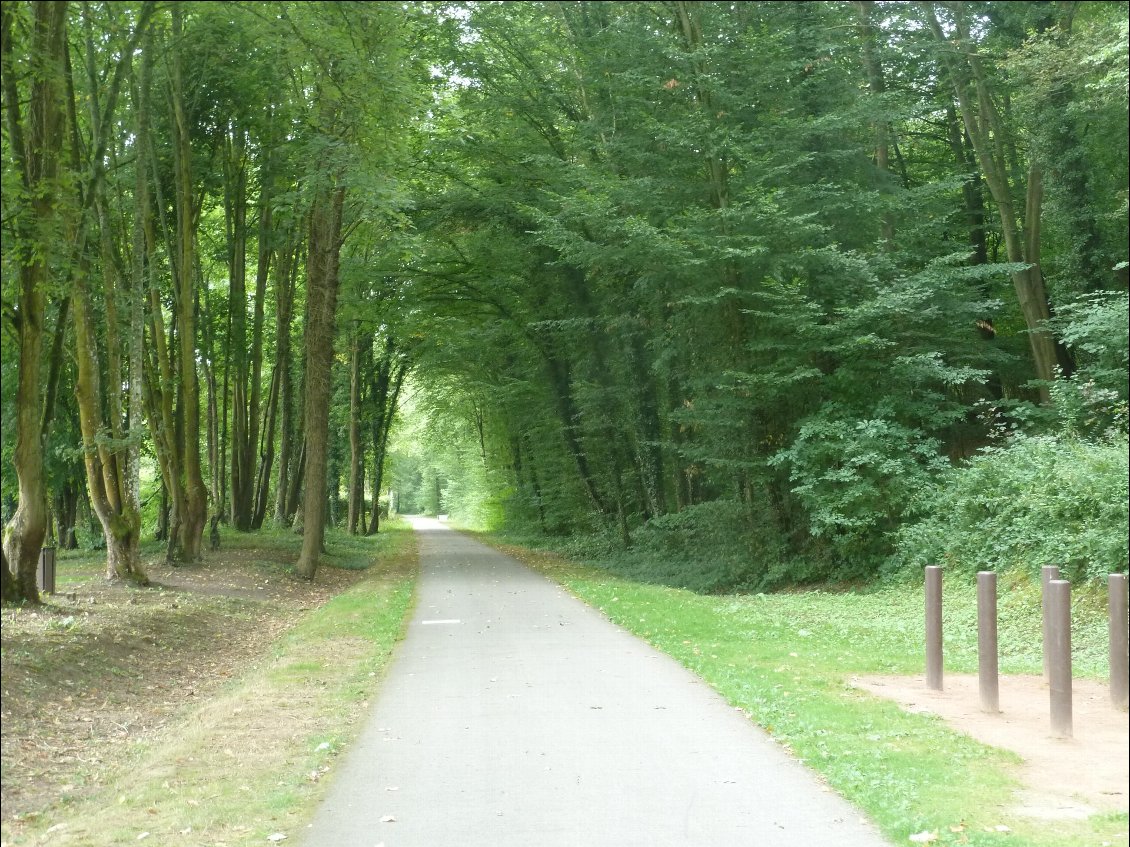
(1, 1, 68, 604)
(296, 180, 345, 579)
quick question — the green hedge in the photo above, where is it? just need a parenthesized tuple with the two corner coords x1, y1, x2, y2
(892, 430, 1129, 582)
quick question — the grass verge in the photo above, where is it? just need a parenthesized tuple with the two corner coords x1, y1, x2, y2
(1, 519, 417, 847)
(484, 537, 1127, 847)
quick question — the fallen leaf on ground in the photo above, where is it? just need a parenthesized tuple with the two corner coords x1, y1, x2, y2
(908, 832, 937, 844)
(380, 815, 396, 823)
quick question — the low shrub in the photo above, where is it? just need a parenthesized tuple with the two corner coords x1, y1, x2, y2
(770, 412, 949, 568)
(891, 429, 1129, 582)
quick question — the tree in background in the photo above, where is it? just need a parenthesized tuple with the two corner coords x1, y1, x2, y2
(69, 1, 156, 580)
(284, 1, 418, 580)
(2, 1, 68, 603)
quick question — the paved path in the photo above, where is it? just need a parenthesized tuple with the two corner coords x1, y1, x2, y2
(299, 518, 891, 846)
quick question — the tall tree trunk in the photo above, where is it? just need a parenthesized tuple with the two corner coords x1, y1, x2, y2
(251, 349, 281, 529)
(72, 246, 147, 582)
(625, 329, 666, 520)
(367, 357, 406, 535)
(1, 1, 68, 603)
(273, 239, 298, 524)
(225, 124, 252, 529)
(927, 3, 1067, 395)
(169, 2, 207, 561)
(205, 354, 221, 516)
(296, 182, 345, 579)
(856, 0, 895, 246)
(135, 17, 181, 561)
(218, 299, 231, 522)
(126, 32, 150, 534)
(347, 324, 364, 534)
(40, 295, 71, 446)
(200, 270, 223, 520)
(67, 6, 145, 581)
(365, 338, 392, 535)
(154, 479, 168, 542)
(944, 104, 989, 266)
(543, 349, 609, 516)
(245, 141, 271, 526)
(143, 220, 185, 561)
(56, 481, 80, 550)
(327, 445, 340, 531)
(287, 439, 306, 525)
(136, 30, 184, 559)
(520, 434, 548, 533)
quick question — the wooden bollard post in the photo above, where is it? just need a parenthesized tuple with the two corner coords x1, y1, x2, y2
(1047, 579, 1072, 738)
(1110, 573, 1128, 710)
(926, 566, 943, 691)
(977, 571, 999, 713)
(1041, 565, 1060, 682)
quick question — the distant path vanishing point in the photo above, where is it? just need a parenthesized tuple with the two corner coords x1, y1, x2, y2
(299, 516, 891, 846)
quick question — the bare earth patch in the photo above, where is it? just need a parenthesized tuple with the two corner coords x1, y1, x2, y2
(852, 673, 1129, 819)
(0, 548, 365, 828)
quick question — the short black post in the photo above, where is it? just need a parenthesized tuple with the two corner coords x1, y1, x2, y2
(37, 546, 57, 595)
(1041, 565, 1059, 681)
(1047, 579, 1072, 738)
(925, 566, 943, 691)
(977, 571, 999, 713)
(1110, 573, 1128, 710)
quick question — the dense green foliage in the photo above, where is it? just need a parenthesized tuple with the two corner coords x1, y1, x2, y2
(894, 292, 1130, 582)
(387, 1, 1129, 586)
(894, 429, 1129, 582)
(3, 1, 1128, 596)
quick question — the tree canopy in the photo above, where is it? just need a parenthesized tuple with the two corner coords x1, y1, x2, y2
(3, 1, 1127, 603)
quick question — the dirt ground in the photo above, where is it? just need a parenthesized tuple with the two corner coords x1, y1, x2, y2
(0, 549, 365, 825)
(851, 673, 1130, 819)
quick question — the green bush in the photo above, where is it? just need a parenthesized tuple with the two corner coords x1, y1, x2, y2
(1053, 290, 1129, 399)
(891, 430, 1129, 582)
(501, 499, 791, 594)
(625, 500, 772, 592)
(770, 412, 948, 568)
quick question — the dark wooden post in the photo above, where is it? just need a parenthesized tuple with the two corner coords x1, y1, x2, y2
(1110, 573, 1128, 710)
(1041, 565, 1060, 681)
(37, 546, 57, 594)
(977, 571, 999, 713)
(926, 566, 943, 691)
(1047, 579, 1072, 738)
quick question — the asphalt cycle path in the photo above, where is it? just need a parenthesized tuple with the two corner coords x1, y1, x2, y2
(300, 517, 891, 846)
